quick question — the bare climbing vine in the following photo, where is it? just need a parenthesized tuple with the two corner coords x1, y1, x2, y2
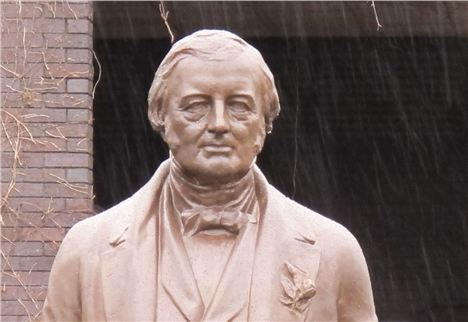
(1, 1, 95, 320)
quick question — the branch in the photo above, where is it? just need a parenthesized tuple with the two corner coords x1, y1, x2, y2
(370, 0, 383, 30)
(159, 1, 175, 43)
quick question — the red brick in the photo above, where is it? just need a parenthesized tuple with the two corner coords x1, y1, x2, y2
(66, 78, 90, 93)
(67, 137, 92, 152)
(67, 18, 92, 33)
(1, 300, 42, 316)
(1, 285, 47, 301)
(43, 93, 91, 108)
(44, 33, 91, 48)
(59, 123, 92, 138)
(32, 138, 68, 152)
(1, 212, 44, 228)
(66, 168, 92, 183)
(32, 48, 66, 63)
(0, 62, 44, 78)
(36, 19, 66, 33)
(5, 256, 56, 271)
(1, 48, 18, 62)
(2, 227, 66, 242)
(1, 31, 43, 48)
(1, 242, 44, 256)
(2, 271, 50, 286)
(11, 168, 67, 183)
(1, 20, 18, 33)
(22, 123, 67, 137)
(2, 3, 43, 19)
(7, 108, 67, 123)
(0, 77, 20, 93)
(2, 77, 66, 96)
(1, 152, 44, 168)
(4, 18, 65, 33)
(2, 168, 64, 185)
(1, 48, 65, 64)
(30, 78, 67, 94)
(1, 181, 14, 197)
(31, 197, 67, 213)
(0, 20, 17, 33)
(2, 92, 44, 108)
(1, 183, 44, 197)
(43, 241, 61, 256)
(22, 123, 45, 137)
(1, 48, 67, 64)
(1, 211, 84, 229)
(44, 182, 92, 198)
(43, 152, 90, 167)
(1, 168, 12, 182)
(16, 138, 67, 152)
(40, 48, 66, 63)
(6, 197, 65, 213)
(33, 123, 70, 138)
(45, 63, 90, 78)
(67, 108, 91, 122)
(44, 3, 92, 19)
(1, 315, 31, 322)
(66, 198, 94, 212)
(66, 48, 92, 64)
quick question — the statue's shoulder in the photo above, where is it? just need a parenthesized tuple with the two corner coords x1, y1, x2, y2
(62, 195, 136, 253)
(66, 163, 170, 249)
(267, 185, 361, 250)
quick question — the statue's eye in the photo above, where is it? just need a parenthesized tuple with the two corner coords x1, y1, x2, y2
(184, 102, 209, 114)
(228, 101, 250, 114)
(181, 100, 210, 121)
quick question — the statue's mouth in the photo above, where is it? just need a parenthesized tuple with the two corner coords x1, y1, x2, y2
(202, 144, 233, 153)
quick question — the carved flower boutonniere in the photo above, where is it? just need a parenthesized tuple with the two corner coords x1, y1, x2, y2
(280, 261, 317, 314)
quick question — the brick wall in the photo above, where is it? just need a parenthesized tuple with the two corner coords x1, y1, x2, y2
(1, 1, 94, 321)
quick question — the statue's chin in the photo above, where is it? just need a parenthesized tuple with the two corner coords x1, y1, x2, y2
(171, 150, 255, 186)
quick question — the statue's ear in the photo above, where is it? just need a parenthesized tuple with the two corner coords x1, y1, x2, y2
(148, 100, 165, 134)
(253, 124, 266, 155)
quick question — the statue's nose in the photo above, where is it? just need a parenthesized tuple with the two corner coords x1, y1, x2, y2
(207, 102, 229, 134)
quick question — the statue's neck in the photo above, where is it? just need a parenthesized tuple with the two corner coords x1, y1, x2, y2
(168, 159, 256, 212)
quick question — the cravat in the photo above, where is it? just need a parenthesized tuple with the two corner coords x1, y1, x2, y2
(181, 206, 256, 236)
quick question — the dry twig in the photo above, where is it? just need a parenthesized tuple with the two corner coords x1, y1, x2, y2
(159, 1, 175, 43)
(91, 49, 102, 98)
(370, 0, 383, 30)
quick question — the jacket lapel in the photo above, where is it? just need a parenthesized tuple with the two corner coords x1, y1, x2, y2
(100, 219, 157, 322)
(249, 185, 322, 321)
(160, 192, 205, 321)
(100, 161, 170, 322)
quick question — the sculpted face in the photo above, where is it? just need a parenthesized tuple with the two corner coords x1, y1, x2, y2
(162, 54, 267, 185)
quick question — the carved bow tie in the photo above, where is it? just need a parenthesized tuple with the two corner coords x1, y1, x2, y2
(181, 207, 255, 236)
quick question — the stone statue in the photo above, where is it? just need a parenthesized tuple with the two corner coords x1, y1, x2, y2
(42, 30, 377, 321)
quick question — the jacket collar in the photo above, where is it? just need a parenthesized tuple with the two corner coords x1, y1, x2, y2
(106, 159, 171, 245)
(101, 160, 321, 321)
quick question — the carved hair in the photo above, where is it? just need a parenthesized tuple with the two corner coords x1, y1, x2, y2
(147, 29, 280, 134)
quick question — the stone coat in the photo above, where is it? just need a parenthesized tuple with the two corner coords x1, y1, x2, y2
(42, 160, 377, 321)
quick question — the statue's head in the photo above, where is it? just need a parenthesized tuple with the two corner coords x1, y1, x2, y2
(148, 30, 280, 185)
